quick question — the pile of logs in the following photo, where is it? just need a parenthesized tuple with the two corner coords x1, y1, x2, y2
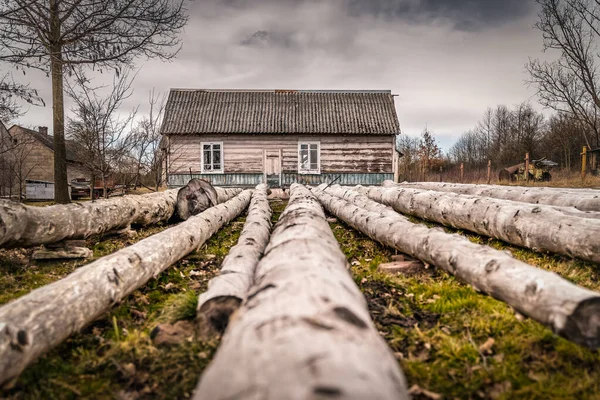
(1, 178, 599, 396)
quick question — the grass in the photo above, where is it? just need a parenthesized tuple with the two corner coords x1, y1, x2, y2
(1, 197, 600, 399)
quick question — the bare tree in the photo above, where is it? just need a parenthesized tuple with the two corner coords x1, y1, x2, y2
(66, 68, 137, 198)
(130, 90, 166, 191)
(527, 0, 600, 148)
(0, 73, 45, 122)
(0, 0, 188, 203)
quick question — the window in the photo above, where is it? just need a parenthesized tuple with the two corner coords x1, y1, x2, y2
(298, 141, 320, 174)
(201, 142, 223, 173)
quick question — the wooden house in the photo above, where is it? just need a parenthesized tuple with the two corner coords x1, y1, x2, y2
(160, 89, 401, 187)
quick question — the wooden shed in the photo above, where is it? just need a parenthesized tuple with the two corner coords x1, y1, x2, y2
(160, 89, 401, 187)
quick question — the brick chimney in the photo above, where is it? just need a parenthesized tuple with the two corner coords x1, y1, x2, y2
(38, 126, 48, 136)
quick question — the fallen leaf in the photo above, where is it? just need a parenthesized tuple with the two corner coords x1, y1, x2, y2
(479, 338, 495, 354)
(408, 384, 442, 400)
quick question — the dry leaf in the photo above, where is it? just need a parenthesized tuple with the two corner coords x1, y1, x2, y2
(408, 384, 442, 400)
(479, 338, 495, 354)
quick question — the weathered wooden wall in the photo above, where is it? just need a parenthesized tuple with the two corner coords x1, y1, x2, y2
(167, 134, 394, 175)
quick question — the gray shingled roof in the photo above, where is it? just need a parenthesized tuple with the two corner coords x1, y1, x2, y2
(161, 90, 400, 135)
(10, 126, 81, 162)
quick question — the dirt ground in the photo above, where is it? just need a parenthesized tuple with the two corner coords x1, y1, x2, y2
(1, 198, 599, 399)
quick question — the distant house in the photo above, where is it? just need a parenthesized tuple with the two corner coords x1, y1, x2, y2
(7, 125, 88, 184)
(160, 89, 401, 187)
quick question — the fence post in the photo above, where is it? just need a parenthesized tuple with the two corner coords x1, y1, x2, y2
(525, 153, 530, 183)
(487, 160, 491, 184)
(460, 163, 464, 183)
(582, 146, 588, 181)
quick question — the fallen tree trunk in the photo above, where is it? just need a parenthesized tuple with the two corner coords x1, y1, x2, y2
(395, 181, 600, 194)
(0, 191, 252, 387)
(337, 185, 600, 263)
(312, 186, 600, 349)
(387, 181, 600, 211)
(197, 184, 272, 337)
(194, 184, 408, 400)
(0, 187, 241, 249)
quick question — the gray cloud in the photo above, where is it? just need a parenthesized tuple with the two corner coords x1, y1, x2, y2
(346, 0, 536, 31)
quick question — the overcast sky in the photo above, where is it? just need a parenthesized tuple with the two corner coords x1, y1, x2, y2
(4, 0, 546, 150)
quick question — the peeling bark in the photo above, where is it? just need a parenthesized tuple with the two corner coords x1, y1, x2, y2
(0, 191, 252, 387)
(337, 185, 600, 263)
(312, 186, 600, 349)
(197, 184, 272, 337)
(194, 184, 408, 400)
(0, 187, 241, 249)
(388, 181, 600, 211)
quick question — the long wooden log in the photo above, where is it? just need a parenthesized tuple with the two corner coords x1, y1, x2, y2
(387, 181, 600, 211)
(338, 185, 600, 263)
(197, 184, 272, 337)
(0, 191, 252, 387)
(194, 184, 409, 400)
(0, 187, 241, 249)
(395, 181, 600, 194)
(312, 186, 600, 349)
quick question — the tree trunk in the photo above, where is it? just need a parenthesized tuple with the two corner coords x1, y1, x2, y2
(194, 184, 409, 400)
(0, 191, 252, 387)
(340, 184, 600, 263)
(50, 3, 69, 204)
(0, 187, 240, 248)
(389, 181, 600, 211)
(311, 186, 600, 349)
(197, 184, 272, 337)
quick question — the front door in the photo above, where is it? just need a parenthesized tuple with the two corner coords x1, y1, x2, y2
(264, 149, 281, 187)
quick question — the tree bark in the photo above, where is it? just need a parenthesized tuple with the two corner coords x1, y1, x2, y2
(311, 186, 600, 349)
(0, 187, 241, 248)
(197, 184, 272, 337)
(50, 0, 69, 204)
(194, 184, 408, 400)
(0, 190, 252, 387)
(388, 181, 600, 211)
(338, 185, 600, 263)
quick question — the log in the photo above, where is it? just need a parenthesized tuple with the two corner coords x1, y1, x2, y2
(194, 184, 408, 400)
(197, 184, 272, 337)
(387, 181, 600, 211)
(177, 179, 218, 220)
(339, 185, 600, 263)
(0, 191, 252, 387)
(0, 187, 241, 249)
(312, 186, 600, 349)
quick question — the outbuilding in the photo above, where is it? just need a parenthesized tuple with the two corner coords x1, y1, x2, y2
(160, 89, 401, 187)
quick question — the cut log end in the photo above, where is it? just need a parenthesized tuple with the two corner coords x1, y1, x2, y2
(559, 296, 600, 349)
(196, 296, 242, 338)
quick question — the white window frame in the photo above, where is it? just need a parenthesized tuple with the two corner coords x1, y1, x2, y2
(297, 141, 321, 174)
(201, 142, 224, 174)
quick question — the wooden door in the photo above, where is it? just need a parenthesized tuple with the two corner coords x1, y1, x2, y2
(264, 149, 282, 187)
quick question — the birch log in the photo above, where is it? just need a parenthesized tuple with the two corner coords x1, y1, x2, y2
(194, 184, 408, 400)
(0, 187, 241, 249)
(337, 185, 600, 263)
(0, 191, 252, 387)
(197, 184, 272, 337)
(387, 181, 600, 211)
(312, 186, 600, 349)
